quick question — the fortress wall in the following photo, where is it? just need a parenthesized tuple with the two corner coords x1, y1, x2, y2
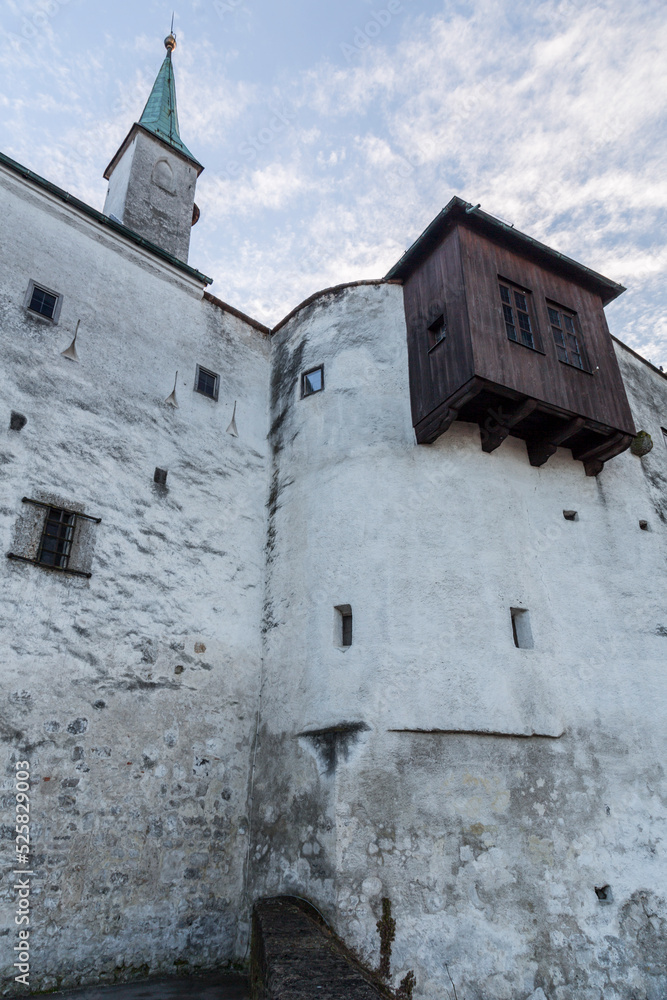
(0, 168, 270, 991)
(253, 282, 667, 1000)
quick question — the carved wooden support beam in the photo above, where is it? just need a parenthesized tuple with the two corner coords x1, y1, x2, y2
(527, 417, 585, 467)
(575, 432, 633, 477)
(416, 380, 484, 445)
(481, 398, 538, 454)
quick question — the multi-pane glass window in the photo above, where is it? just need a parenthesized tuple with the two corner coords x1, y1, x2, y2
(195, 365, 219, 400)
(499, 283, 535, 349)
(38, 507, 76, 569)
(302, 366, 324, 397)
(28, 285, 58, 319)
(548, 305, 586, 369)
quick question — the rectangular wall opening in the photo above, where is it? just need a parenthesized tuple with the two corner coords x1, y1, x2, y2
(334, 605, 353, 647)
(511, 608, 534, 649)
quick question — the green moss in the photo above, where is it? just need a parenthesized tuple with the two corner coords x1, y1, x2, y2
(376, 897, 396, 980)
(631, 430, 653, 457)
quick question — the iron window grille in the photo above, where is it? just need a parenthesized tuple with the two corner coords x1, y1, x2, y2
(499, 281, 538, 350)
(302, 366, 324, 397)
(25, 281, 61, 322)
(195, 365, 220, 401)
(39, 507, 76, 568)
(547, 304, 590, 371)
(7, 497, 101, 579)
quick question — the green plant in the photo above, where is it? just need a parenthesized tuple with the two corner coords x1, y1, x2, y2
(376, 897, 396, 979)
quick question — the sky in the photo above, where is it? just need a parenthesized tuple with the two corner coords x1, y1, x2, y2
(1, 0, 666, 367)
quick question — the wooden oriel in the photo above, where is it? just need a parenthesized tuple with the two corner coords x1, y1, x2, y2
(387, 199, 636, 475)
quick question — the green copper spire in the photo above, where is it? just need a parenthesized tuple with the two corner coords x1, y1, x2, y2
(138, 34, 201, 167)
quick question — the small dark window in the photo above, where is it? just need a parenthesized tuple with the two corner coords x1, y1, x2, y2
(661, 427, 667, 449)
(511, 608, 534, 649)
(154, 468, 168, 486)
(195, 365, 219, 401)
(335, 605, 353, 647)
(28, 284, 58, 320)
(499, 282, 536, 349)
(548, 304, 588, 370)
(302, 366, 324, 397)
(428, 312, 447, 349)
(38, 507, 76, 569)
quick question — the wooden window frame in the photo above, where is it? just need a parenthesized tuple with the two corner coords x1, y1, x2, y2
(498, 279, 543, 353)
(546, 301, 592, 372)
(427, 311, 447, 352)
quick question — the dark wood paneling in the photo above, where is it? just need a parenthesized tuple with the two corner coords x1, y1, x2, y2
(458, 225, 635, 434)
(402, 227, 473, 426)
(401, 220, 636, 472)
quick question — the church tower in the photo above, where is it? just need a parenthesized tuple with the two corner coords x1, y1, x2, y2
(103, 32, 203, 262)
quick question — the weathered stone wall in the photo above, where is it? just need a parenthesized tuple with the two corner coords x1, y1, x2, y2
(104, 129, 198, 263)
(0, 165, 270, 992)
(252, 282, 667, 1000)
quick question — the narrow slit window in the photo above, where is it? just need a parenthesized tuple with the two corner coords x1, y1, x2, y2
(334, 605, 353, 647)
(195, 365, 219, 401)
(511, 608, 534, 649)
(547, 304, 588, 370)
(302, 366, 324, 397)
(38, 507, 76, 569)
(428, 312, 447, 348)
(499, 282, 536, 349)
(661, 427, 667, 450)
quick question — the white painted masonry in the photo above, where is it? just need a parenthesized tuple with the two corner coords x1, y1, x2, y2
(254, 282, 667, 1000)
(1, 146, 666, 1000)
(0, 159, 270, 990)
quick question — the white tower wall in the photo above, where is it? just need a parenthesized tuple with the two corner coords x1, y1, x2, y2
(0, 163, 270, 988)
(251, 281, 667, 1000)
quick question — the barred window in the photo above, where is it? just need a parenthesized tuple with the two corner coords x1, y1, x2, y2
(7, 497, 101, 579)
(38, 507, 76, 569)
(499, 282, 536, 350)
(547, 304, 588, 370)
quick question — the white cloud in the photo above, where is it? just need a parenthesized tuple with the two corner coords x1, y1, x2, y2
(0, 0, 664, 364)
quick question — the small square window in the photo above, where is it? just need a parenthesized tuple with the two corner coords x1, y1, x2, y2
(38, 507, 76, 570)
(302, 366, 324, 397)
(195, 365, 219, 401)
(25, 280, 62, 323)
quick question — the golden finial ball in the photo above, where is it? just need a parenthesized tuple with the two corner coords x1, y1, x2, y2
(165, 33, 177, 52)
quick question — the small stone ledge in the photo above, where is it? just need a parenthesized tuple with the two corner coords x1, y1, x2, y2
(251, 897, 390, 1000)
